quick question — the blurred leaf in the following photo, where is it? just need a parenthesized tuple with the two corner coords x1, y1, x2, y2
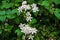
(12, 9, 20, 16)
(52, 0, 60, 4)
(7, 14, 15, 19)
(12, 9, 18, 14)
(33, 11, 39, 17)
(54, 8, 60, 19)
(0, 11, 5, 15)
(6, 9, 11, 14)
(1, 1, 11, 9)
(0, 29, 2, 34)
(14, 17, 20, 24)
(5, 25, 13, 32)
(41, 1, 50, 7)
(0, 15, 6, 22)
(29, 18, 37, 24)
(50, 32, 58, 37)
(15, 0, 23, 2)
(34, 35, 40, 40)
(27, 0, 34, 4)
(15, 29, 23, 36)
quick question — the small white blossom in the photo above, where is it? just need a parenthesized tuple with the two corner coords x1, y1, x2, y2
(22, 1, 27, 5)
(28, 35, 34, 40)
(26, 16, 32, 22)
(18, 5, 31, 12)
(18, 1, 31, 12)
(31, 3, 39, 12)
(26, 12, 31, 17)
(25, 5, 31, 11)
(32, 7, 39, 12)
(31, 3, 37, 8)
(26, 12, 32, 22)
(18, 6, 23, 12)
(19, 23, 25, 29)
(31, 28, 37, 34)
(19, 23, 37, 34)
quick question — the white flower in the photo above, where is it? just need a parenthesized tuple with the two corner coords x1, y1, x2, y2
(21, 25, 32, 34)
(31, 3, 37, 8)
(19, 23, 25, 29)
(31, 3, 39, 12)
(18, 6, 23, 12)
(18, 5, 31, 12)
(19, 23, 37, 34)
(22, 1, 27, 5)
(31, 28, 37, 34)
(26, 12, 31, 17)
(26, 16, 32, 22)
(25, 5, 31, 11)
(32, 7, 39, 12)
(28, 35, 34, 40)
(26, 12, 32, 22)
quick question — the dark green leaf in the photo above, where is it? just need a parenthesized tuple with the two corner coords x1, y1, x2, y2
(54, 8, 60, 19)
(7, 14, 15, 19)
(0, 15, 6, 22)
(33, 12, 39, 17)
(15, 29, 23, 36)
(0, 11, 5, 15)
(29, 18, 37, 24)
(5, 25, 13, 32)
(52, 0, 60, 4)
(0, 29, 2, 34)
(27, 0, 34, 4)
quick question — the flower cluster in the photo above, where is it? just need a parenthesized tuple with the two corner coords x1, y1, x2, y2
(18, 1, 39, 22)
(19, 23, 37, 34)
(18, 1, 39, 12)
(31, 3, 39, 12)
(18, 1, 38, 40)
(18, 1, 31, 12)
(26, 12, 32, 22)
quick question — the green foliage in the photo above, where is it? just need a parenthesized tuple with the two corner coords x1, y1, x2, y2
(33, 12, 39, 17)
(41, 1, 50, 7)
(29, 18, 37, 24)
(0, 15, 6, 22)
(5, 25, 13, 32)
(15, 29, 23, 36)
(54, 8, 60, 19)
(0, 26, 2, 34)
(0, 0, 60, 40)
(27, 0, 34, 4)
(52, 0, 60, 4)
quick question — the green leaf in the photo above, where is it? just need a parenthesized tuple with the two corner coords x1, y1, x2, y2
(50, 32, 58, 37)
(0, 29, 2, 34)
(6, 9, 11, 14)
(29, 18, 37, 24)
(54, 8, 60, 19)
(5, 25, 13, 32)
(0, 11, 5, 15)
(27, 0, 34, 4)
(33, 12, 39, 17)
(1, 1, 11, 9)
(41, 1, 50, 7)
(0, 15, 6, 22)
(7, 14, 15, 19)
(12, 9, 20, 16)
(34, 35, 40, 40)
(52, 0, 60, 4)
(15, 0, 23, 2)
(15, 29, 23, 36)
(12, 9, 17, 14)
(14, 17, 20, 24)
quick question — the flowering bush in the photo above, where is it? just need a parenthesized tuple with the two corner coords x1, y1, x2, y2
(0, 0, 60, 40)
